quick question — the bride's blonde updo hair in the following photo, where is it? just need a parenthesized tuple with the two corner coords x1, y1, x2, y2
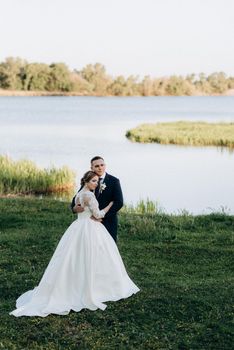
(80, 170, 97, 189)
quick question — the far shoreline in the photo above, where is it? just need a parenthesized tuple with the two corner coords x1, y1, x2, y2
(0, 89, 234, 97)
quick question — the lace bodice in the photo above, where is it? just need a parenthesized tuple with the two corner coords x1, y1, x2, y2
(75, 189, 105, 219)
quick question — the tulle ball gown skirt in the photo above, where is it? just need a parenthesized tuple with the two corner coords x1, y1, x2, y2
(10, 215, 140, 317)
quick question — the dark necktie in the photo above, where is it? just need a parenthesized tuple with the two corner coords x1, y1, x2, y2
(96, 178, 102, 198)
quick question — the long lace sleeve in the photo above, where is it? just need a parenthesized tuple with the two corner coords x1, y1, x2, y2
(82, 192, 106, 219)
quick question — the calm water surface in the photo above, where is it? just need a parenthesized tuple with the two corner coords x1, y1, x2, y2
(0, 96, 234, 214)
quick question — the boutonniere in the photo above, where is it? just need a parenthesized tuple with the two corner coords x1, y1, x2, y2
(100, 183, 107, 193)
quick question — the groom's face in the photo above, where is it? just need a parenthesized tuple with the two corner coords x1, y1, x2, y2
(91, 159, 106, 177)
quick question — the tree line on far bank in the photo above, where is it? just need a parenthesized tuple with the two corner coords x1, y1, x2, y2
(0, 57, 233, 96)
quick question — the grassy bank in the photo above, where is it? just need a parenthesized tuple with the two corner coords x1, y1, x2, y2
(0, 156, 76, 195)
(0, 198, 233, 349)
(126, 122, 234, 148)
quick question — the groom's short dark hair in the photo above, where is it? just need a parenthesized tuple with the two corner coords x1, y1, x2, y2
(91, 156, 104, 164)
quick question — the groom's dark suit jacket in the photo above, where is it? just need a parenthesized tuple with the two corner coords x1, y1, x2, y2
(71, 173, 123, 242)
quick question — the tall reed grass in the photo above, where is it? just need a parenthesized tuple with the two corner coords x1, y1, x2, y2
(122, 198, 162, 214)
(0, 155, 76, 195)
(126, 121, 234, 148)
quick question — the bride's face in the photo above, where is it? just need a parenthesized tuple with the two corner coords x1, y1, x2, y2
(86, 175, 99, 191)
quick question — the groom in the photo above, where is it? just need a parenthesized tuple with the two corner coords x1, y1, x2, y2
(71, 156, 123, 243)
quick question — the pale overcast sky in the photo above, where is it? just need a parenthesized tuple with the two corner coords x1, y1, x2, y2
(1, 0, 234, 77)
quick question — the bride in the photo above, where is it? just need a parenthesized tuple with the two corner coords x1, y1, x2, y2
(10, 171, 140, 317)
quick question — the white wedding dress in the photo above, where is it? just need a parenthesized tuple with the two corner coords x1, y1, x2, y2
(10, 189, 140, 317)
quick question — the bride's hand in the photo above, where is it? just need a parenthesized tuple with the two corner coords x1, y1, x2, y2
(90, 215, 102, 222)
(103, 201, 114, 213)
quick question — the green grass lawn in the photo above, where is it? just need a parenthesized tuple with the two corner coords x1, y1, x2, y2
(0, 198, 233, 349)
(126, 122, 234, 148)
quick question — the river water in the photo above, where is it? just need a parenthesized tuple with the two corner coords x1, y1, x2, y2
(0, 96, 233, 214)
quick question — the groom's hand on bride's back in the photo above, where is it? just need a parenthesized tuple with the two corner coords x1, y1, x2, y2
(73, 204, 85, 213)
